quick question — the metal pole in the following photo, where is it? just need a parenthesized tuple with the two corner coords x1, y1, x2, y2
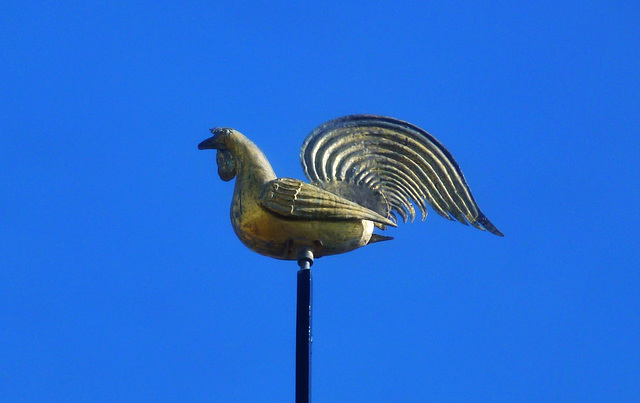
(296, 249, 313, 403)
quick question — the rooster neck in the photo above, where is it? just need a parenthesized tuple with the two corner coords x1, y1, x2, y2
(230, 134, 277, 210)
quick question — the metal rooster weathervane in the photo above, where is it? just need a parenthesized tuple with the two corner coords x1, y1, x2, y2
(199, 114, 503, 259)
(198, 114, 503, 402)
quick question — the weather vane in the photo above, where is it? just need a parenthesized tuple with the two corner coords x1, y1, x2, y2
(198, 114, 502, 402)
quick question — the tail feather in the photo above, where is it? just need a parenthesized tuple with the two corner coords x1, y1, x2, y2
(368, 234, 394, 244)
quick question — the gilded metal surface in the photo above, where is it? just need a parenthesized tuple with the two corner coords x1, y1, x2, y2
(199, 115, 502, 260)
(301, 115, 504, 236)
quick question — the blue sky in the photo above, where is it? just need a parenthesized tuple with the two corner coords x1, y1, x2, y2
(2, 1, 639, 401)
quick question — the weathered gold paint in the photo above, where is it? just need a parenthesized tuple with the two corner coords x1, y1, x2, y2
(199, 128, 377, 260)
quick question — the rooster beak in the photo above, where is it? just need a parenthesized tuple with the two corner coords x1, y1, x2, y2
(198, 136, 223, 150)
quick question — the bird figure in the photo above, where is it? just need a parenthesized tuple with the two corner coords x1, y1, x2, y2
(198, 115, 502, 260)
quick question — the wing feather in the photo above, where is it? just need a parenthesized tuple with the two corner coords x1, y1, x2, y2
(258, 178, 397, 227)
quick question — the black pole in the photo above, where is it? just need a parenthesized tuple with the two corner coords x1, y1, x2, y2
(296, 249, 313, 403)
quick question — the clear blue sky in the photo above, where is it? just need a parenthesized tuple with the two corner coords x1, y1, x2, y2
(2, 1, 639, 401)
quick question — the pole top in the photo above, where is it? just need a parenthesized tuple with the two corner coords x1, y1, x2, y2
(297, 248, 314, 269)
